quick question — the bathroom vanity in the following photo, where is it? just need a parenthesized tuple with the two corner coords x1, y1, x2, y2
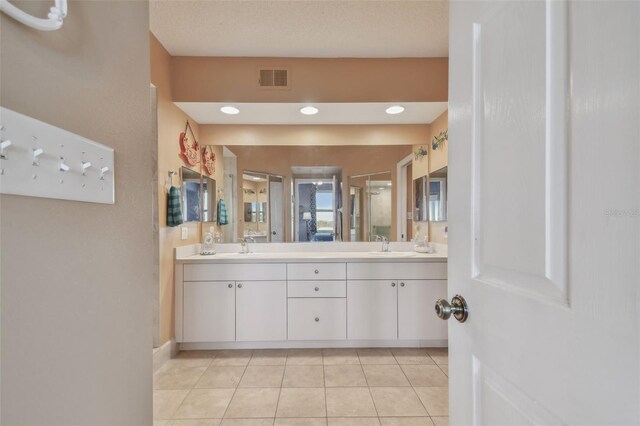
(175, 243, 448, 349)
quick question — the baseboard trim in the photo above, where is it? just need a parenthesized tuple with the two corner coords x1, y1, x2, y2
(178, 339, 447, 351)
(153, 338, 177, 373)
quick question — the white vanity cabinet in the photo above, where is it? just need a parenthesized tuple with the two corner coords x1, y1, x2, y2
(183, 281, 235, 342)
(176, 255, 448, 347)
(236, 280, 286, 341)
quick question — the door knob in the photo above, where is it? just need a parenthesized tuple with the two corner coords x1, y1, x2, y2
(435, 295, 469, 323)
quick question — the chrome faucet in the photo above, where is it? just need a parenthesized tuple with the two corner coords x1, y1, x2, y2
(374, 235, 390, 252)
(239, 237, 255, 254)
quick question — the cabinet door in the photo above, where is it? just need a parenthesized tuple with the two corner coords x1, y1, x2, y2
(398, 279, 448, 340)
(183, 281, 235, 342)
(236, 280, 287, 341)
(347, 280, 398, 340)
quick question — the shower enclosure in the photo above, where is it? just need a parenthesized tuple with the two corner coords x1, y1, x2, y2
(349, 171, 392, 241)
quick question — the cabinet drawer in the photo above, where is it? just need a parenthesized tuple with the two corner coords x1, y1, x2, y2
(287, 263, 346, 280)
(347, 262, 447, 280)
(288, 298, 346, 340)
(183, 263, 286, 281)
(288, 280, 346, 298)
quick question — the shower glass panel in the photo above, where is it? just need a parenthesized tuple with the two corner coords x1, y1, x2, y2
(349, 171, 392, 241)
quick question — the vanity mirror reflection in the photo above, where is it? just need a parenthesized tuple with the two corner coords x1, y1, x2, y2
(180, 166, 202, 222)
(218, 144, 413, 243)
(429, 166, 447, 222)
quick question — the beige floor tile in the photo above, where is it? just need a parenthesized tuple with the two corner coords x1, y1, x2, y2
(370, 387, 428, 417)
(324, 365, 368, 387)
(362, 365, 410, 387)
(286, 349, 323, 365)
(173, 389, 235, 419)
(196, 366, 246, 389)
(154, 421, 169, 426)
(168, 420, 222, 426)
(357, 349, 397, 365)
(212, 350, 254, 367)
(154, 366, 208, 390)
(400, 365, 448, 387)
(177, 350, 218, 360)
(379, 417, 434, 426)
(414, 387, 448, 417)
(391, 349, 435, 365)
(250, 349, 288, 366)
(276, 387, 326, 417)
(437, 365, 448, 377)
(323, 348, 360, 365)
(154, 390, 190, 420)
(430, 355, 448, 365)
(239, 366, 284, 388)
(220, 420, 274, 426)
(424, 348, 448, 356)
(431, 417, 448, 426)
(325, 387, 377, 417)
(275, 418, 327, 426)
(165, 356, 214, 369)
(225, 388, 280, 418)
(327, 418, 380, 426)
(282, 365, 324, 387)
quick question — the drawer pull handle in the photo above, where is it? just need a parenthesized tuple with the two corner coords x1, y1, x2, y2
(400, 282, 405, 287)
(228, 283, 233, 288)
(238, 283, 243, 289)
(391, 282, 396, 287)
(314, 286, 320, 292)
(315, 317, 320, 322)
(314, 269, 319, 274)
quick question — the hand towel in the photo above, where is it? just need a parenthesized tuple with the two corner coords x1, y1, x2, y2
(167, 186, 184, 227)
(217, 199, 229, 225)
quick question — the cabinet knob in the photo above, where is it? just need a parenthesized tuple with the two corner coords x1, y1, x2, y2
(314, 286, 320, 292)
(314, 269, 319, 274)
(391, 282, 396, 287)
(237, 283, 243, 289)
(315, 317, 320, 322)
(228, 283, 233, 288)
(400, 282, 405, 287)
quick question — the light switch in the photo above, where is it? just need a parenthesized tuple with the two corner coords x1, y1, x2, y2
(181, 227, 188, 240)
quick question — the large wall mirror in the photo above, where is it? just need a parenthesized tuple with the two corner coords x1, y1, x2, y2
(429, 166, 447, 222)
(220, 144, 413, 243)
(180, 166, 202, 222)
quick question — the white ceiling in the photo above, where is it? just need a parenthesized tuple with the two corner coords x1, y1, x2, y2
(150, 1, 449, 58)
(175, 102, 448, 125)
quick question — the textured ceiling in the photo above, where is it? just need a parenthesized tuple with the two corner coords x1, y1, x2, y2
(150, 0, 449, 57)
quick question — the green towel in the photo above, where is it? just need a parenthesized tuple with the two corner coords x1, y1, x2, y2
(217, 199, 228, 225)
(167, 186, 183, 227)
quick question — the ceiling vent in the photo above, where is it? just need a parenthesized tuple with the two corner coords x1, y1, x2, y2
(258, 68, 289, 89)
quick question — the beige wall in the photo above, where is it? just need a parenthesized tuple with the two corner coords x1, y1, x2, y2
(171, 57, 448, 103)
(201, 124, 430, 147)
(220, 144, 413, 242)
(1, 2, 152, 424)
(151, 34, 225, 346)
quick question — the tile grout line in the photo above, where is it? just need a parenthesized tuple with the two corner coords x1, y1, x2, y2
(272, 351, 288, 422)
(219, 350, 253, 420)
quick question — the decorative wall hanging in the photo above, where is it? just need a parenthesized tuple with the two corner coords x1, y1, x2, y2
(415, 146, 428, 160)
(179, 121, 199, 166)
(432, 129, 448, 150)
(244, 188, 256, 195)
(202, 145, 216, 175)
(259, 188, 267, 194)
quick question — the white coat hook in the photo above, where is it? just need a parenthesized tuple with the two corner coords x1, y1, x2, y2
(32, 148, 44, 166)
(59, 157, 70, 172)
(0, 0, 67, 31)
(0, 139, 12, 159)
(81, 161, 92, 175)
(100, 166, 109, 180)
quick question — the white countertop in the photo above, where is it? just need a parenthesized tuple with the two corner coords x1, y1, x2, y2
(175, 242, 447, 263)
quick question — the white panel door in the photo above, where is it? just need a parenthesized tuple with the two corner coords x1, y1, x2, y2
(449, 1, 639, 424)
(236, 280, 287, 341)
(398, 280, 447, 341)
(183, 281, 235, 342)
(347, 280, 398, 340)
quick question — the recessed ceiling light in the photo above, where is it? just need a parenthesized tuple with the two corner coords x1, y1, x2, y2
(300, 106, 319, 115)
(387, 182, 392, 186)
(385, 105, 405, 115)
(220, 106, 240, 115)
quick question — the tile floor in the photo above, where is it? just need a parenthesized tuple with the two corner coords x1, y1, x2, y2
(154, 347, 448, 426)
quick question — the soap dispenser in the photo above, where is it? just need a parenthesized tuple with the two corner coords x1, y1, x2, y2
(201, 232, 216, 255)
